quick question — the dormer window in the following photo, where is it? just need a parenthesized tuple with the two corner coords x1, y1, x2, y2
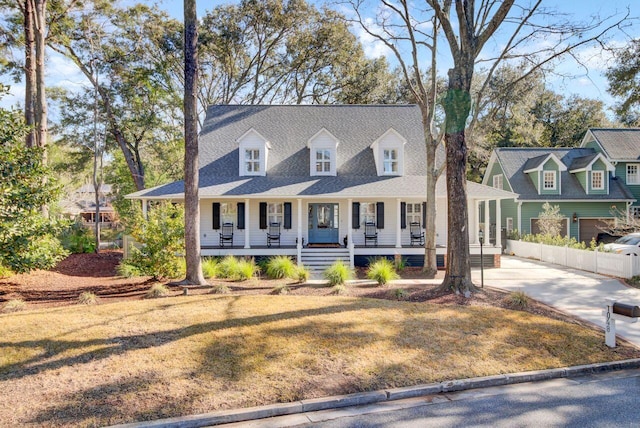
(591, 170, 604, 190)
(371, 128, 406, 176)
(237, 128, 270, 176)
(493, 174, 503, 189)
(543, 171, 556, 190)
(383, 149, 398, 174)
(308, 128, 339, 176)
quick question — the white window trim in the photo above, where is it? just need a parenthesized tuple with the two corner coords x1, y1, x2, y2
(370, 128, 406, 177)
(591, 170, 604, 190)
(542, 170, 557, 190)
(493, 174, 503, 189)
(308, 128, 339, 177)
(406, 202, 422, 225)
(627, 164, 640, 185)
(237, 128, 270, 177)
(268, 202, 283, 225)
(383, 148, 399, 175)
(360, 202, 376, 226)
(221, 202, 237, 225)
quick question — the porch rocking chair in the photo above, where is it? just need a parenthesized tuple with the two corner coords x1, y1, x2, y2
(364, 222, 378, 247)
(219, 222, 234, 247)
(267, 222, 281, 247)
(410, 222, 424, 246)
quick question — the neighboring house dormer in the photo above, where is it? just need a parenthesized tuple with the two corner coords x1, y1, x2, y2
(523, 153, 566, 195)
(307, 128, 339, 176)
(569, 153, 615, 195)
(237, 128, 271, 176)
(370, 128, 406, 176)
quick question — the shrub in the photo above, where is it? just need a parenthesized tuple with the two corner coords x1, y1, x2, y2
(331, 284, 347, 295)
(146, 283, 170, 299)
(504, 291, 529, 309)
(0, 264, 12, 278)
(210, 284, 231, 294)
(217, 255, 240, 279)
(271, 284, 290, 295)
(125, 202, 185, 280)
(201, 258, 219, 279)
(265, 256, 296, 279)
(234, 258, 258, 281)
(294, 265, 310, 283)
(117, 261, 142, 278)
(393, 288, 409, 300)
(60, 221, 96, 253)
(1, 299, 26, 313)
(367, 258, 400, 286)
(323, 260, 353, 286)
(78, 292, 99, 305)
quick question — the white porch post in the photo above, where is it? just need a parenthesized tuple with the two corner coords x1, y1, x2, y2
(244, 198, 250, 249)
(474, 199, 480, 244)
(142, 199, 148, 219)
(517, 201, 522, 234)
(348, 198, 354, 268)
(484, 200, 490, 244)
(396, 198, 402, 248)
(495, 199, 502, 248)
(297, 198, 302, 264)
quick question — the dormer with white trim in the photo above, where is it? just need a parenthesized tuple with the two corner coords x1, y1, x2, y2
(237, 128, 271, 176)
(370, 128, 406, 176)
(523, 153, 567, 195)
(569, 152, 615, 195)
(307, 128, 339, 176)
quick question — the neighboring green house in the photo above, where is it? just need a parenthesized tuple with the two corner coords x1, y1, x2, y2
(483, 128, 640, 243)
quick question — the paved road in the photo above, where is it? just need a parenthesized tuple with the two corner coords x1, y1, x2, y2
(220, 369, 640, 427)
(471, 256, 640, 347)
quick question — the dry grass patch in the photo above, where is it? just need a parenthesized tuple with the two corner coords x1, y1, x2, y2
(0, 295, 638, 427)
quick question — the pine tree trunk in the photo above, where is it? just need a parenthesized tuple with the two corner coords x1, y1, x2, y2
(23, 0, 36, 148)
(182, 0, 206, 285)
(34, 0, 47, 151)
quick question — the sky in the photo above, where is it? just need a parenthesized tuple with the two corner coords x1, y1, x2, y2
(1, 0, 639, 117)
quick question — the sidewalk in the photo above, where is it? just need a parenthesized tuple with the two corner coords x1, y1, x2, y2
(474, 255, 640, 347)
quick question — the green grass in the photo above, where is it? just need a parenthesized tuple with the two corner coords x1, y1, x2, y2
(0, 295, 638, 426)
(366, 258, 400, 285)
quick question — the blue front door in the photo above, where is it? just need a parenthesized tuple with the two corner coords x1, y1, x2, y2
(308, 203, 339, 244)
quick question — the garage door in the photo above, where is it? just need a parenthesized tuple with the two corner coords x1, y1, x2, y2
(579, 218, 611, 244)
(530, 218, 569, 236)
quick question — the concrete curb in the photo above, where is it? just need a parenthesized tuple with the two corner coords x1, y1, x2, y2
(110, 358, 640, 428)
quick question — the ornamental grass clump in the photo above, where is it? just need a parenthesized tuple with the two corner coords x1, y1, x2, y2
(217, 255, 240, 279)
(323, 260, 353, 286)
(210, 284, 231, 294)
(265, 256, 296, 279)
(504, 291, 530, 309)
(78, 292, 99, 305)
(367, 258, 400, 286)
(217, 256, 258, 281)
(1, 299, 26, 313)
(146, 283, 170, 299)
(201, 258, 219, 279)
(294, 265, 310, 283)
(271, 284, 290, 295)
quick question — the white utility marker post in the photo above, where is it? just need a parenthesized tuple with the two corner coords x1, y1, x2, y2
(603, 299, 639, 348)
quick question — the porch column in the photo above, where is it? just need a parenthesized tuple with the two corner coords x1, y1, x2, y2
(348, 198, 354, 268)
(297, 199, 302, 264)
(244, 198, 250, 249)
(396, 198, 402, 248)
(495, 199, 502, 248)
(484, 200, 490, 244)
(474, 199, 480, 244)
(142, 199, 148, 219)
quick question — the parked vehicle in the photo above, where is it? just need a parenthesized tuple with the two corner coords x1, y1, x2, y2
(603, 233, 640, 256)
(596, 232, 621, 245)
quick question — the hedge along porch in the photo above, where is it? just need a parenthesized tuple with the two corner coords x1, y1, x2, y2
(127, 105, 517, 269)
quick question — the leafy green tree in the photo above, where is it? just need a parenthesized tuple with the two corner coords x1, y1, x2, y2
(606, 38, 640, 125)
(0, 90, 67, 273)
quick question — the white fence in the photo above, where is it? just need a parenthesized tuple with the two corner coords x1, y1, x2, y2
(505, 239, 640, 279)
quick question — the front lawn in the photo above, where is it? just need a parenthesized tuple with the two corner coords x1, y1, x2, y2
(1, 294, 638, 427)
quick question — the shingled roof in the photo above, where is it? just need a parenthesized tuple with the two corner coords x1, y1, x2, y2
(587, 128, 640, 160)
(493, 147, 634, 201)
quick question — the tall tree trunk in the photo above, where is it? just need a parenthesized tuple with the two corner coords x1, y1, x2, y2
(439, 67, 476, 295)
(33, 0, 47, 151)
(93, 83, 102, 254)
(423, 137, 439, 277)
(182, 0, 206, 285)
(23, 0, 36, 147)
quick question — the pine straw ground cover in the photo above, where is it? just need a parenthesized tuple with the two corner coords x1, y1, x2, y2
(1, 295, 639, 427)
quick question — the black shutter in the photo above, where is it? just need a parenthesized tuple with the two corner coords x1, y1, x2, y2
(259, 202, 267, 229)
(212, 202, 221, 230)
(422, 202, 427, 228)
(401, 202, 406, 229)
(283, 202, 292, 229)
(352, 202, 360, 229)
(237, 202, 245, 229)
(376, 202, 384, 229)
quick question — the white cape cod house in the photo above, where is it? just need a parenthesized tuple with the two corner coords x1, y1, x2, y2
(127, 105, 515, 270)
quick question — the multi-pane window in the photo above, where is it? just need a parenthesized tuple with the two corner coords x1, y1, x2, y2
(543, 170, 556, 190)
(406, 203, 422, 225)
(628, 164, 640, 185)
(221, 203, 236, 224)
(245, 149, 260, 174)
(591, 170, 604, 190)
(506, 217, 514, 233)
(383, 149, 398, 174)
(315, 149, 331, 174)
(360, 202, 376, 226)
(268, 203, 283, 225)
(631, 206, 640, 220)
(493, 174, 503, 189)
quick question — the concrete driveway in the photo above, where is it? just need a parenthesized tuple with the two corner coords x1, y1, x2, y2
(472, 256, 640, 347)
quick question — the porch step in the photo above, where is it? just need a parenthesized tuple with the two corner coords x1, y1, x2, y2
(300, 247, 350, 274)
